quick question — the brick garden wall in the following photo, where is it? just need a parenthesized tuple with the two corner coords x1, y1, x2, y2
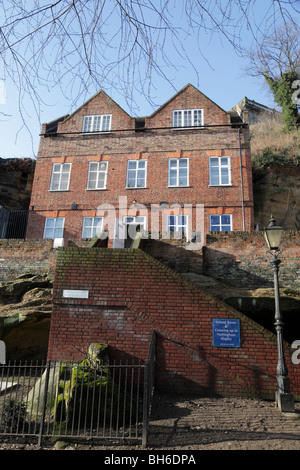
(140, 233, 203, 274)
(0, 238, 93, 282)
(203, 231, 300, 289)
(2, 230, 300, 288)
(48, 246, 300, 398)
(0, 233, 201, 284)
(0, 239, 55, 282)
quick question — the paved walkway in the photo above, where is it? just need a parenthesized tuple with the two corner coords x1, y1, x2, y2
(147, 394, 300, 450)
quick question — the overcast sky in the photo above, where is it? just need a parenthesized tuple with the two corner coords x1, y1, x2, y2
(0, 1, 289, 159)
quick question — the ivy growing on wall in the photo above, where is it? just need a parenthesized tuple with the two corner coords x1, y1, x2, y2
(265, 71, 300, 131)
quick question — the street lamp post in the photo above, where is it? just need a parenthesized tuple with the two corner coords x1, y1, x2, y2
(264, 216, 295, 413)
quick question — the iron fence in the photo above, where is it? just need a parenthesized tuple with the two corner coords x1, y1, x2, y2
(0, 208, 29, 239)
(142, 328, 156, 446)
(0, 206, 9, 238)
(0, 333, 156, 448)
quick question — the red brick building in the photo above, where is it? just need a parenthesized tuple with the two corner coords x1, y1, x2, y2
(26, 84, 254, 247)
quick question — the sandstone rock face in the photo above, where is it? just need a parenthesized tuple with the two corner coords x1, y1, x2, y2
(0, 274, 52, 362)
(0, 158, 35, 210)
(253, 165, 300, 230)
(0, 274, 52, 301)
(181, 272, 300, 345)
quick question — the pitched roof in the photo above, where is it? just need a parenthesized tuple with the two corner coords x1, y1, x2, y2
(47, 89, 132, 129)
(148, 83, 228, 118)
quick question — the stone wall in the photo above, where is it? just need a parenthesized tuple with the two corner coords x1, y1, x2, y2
(0, 237, 97, 283)
(0, 239, 55, 282)
(203, 231, 300, 289)
(2, 230, 300, 288)
(141, 233, 203, 274)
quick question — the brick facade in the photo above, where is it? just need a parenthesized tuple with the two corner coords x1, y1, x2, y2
(48, 246, 300, 398)
(26, 84, 254, 247)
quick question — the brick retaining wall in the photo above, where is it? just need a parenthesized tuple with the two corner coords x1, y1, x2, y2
(0, 238, 93, 282)
(1, 231, 300, 288)
(203, 231, 300, 289)
(141, 233, 203, 274)
(48, 247, 300, 398)
(0, 239, 55, 282)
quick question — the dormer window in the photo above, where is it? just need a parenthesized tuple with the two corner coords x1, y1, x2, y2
(173, 109, 203, 128)
(82, 114, 112, 133)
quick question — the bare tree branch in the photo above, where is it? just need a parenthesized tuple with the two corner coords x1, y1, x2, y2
(245, 21, 300, 80)
(0, 0, 299, 154)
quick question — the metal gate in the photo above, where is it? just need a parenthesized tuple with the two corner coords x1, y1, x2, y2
(0, 333, 156, 448)
(0, 206, 9, 239)
(0, 208, 29, 239)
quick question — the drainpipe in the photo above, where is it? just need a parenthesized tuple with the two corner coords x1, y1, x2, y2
(239, 126, 246, 231)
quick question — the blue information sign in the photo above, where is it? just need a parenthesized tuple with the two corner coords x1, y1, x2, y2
(213, 319, 240, 347)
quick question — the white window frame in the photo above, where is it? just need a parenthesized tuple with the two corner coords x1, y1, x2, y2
(43, 217, 65, 240)
(126, 160, 147, 188)
(166, 215, 188, 238)
(82, 217, 104, 238)
(86, 161, 108, 190)
(209, 214, 232, 232)
(82, 114, 112, 133)
(168, 158, 189, 187)
(123, 215, 147, 230)
(209, 157, 231, 186)
(173, 109, 203, 128)
(49, 163, 71, 191)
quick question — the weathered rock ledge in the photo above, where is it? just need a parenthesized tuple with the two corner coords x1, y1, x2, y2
(182, 272, 300, 344)
(0, 273, 53, 361)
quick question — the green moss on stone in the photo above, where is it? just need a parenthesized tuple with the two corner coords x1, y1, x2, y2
(52, 359, 135, 432)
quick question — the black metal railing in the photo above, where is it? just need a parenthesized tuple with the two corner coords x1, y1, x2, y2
(0, 206, 9, 238)
(142, 330, 156, 446)
(0, 208, 29, 239)
(0, 334, 156, 448)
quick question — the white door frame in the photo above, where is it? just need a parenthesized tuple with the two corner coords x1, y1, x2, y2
(113, 216, 146, 248)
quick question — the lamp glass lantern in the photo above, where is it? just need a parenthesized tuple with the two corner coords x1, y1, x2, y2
(264, 216, 283, 251)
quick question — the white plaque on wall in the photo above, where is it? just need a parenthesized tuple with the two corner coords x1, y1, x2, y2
(63, 289, 89, 299)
